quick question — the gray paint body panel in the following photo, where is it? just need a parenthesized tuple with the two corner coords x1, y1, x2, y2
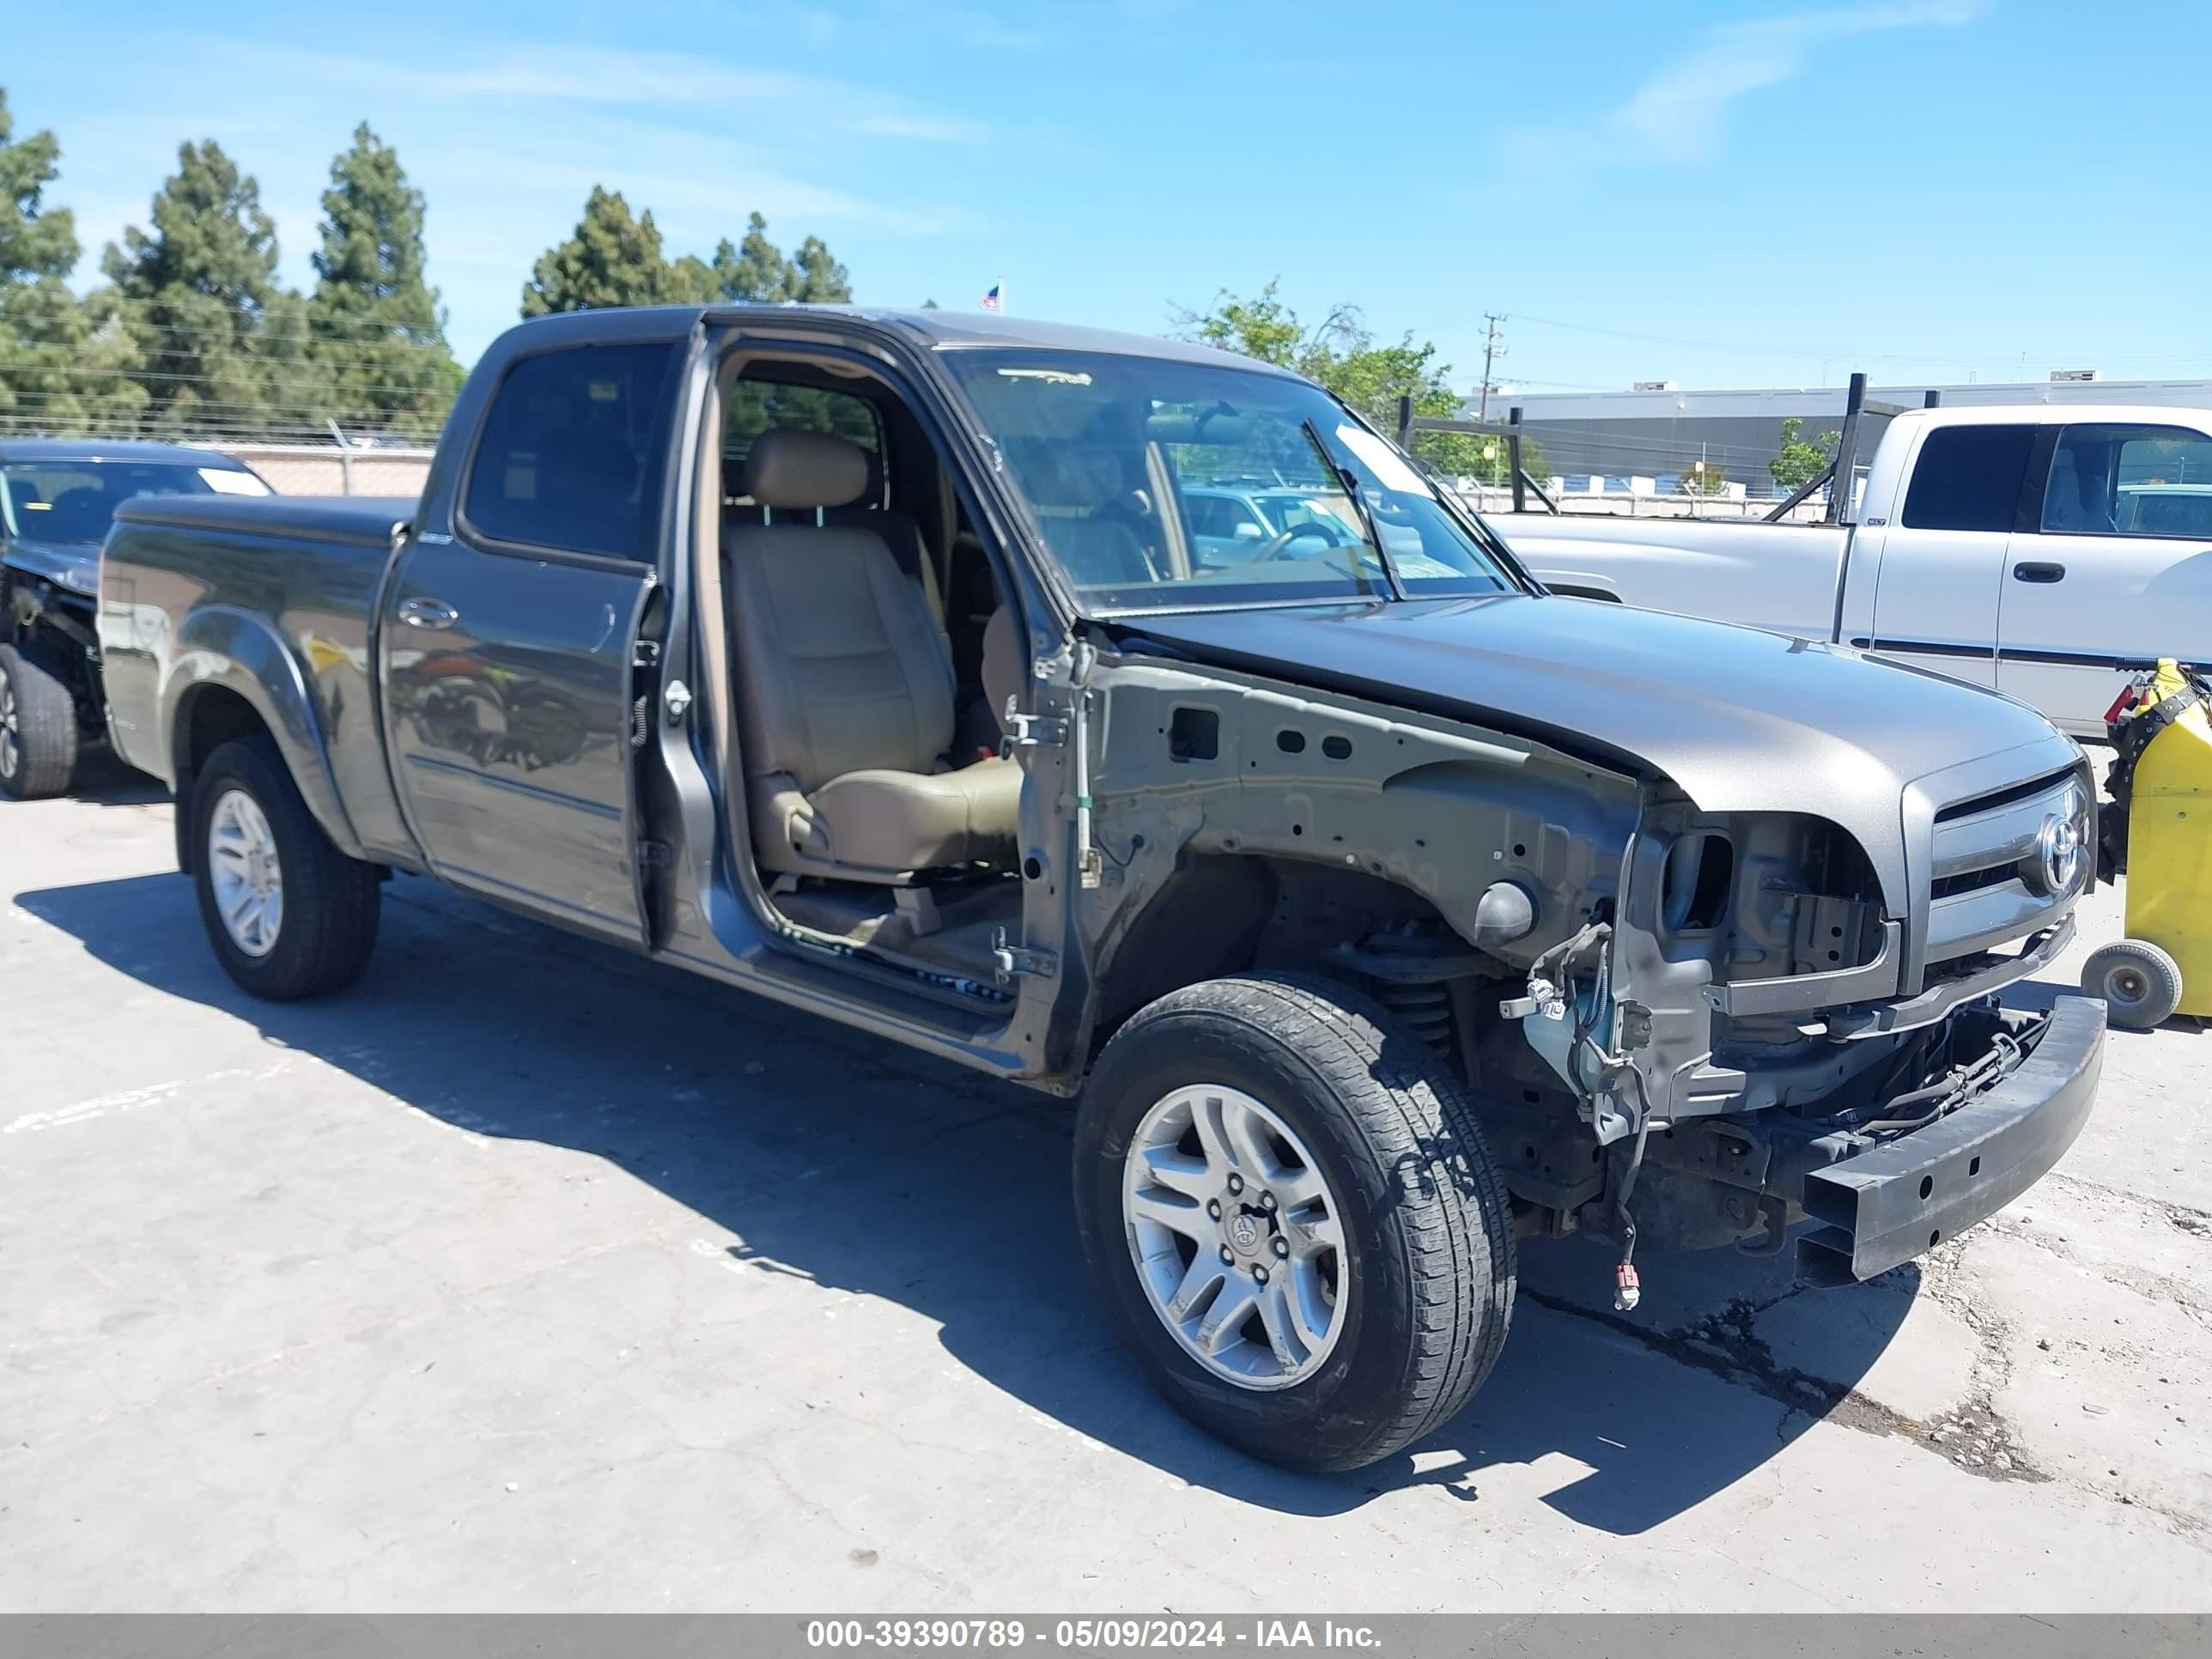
(1131, 593, 2084, 921)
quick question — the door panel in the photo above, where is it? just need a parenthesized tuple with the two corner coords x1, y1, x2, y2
(381, 538, 653, 942)
(1998, 532, 2212, 735)
(1863, 526, 2006, 688)
(1856, 423, 2039, 691)
(1998, 421, 2212, 736)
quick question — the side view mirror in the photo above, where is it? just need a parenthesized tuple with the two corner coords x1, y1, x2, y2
(1232, 521, 1263, 541)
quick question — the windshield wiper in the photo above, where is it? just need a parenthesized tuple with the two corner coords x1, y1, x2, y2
(1303, 419, 1404, 602)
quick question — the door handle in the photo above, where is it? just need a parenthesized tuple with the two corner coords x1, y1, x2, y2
(397, 597, 459, 629)
(2012, 562, 2067, 584)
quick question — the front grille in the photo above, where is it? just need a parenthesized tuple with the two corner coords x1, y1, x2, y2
(1925, 769, 2087, 964)
(1929, 866, 2014, 902)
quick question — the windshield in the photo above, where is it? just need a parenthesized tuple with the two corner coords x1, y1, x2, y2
(0, 460, 270, 544)
(939, 349, 1516, 613)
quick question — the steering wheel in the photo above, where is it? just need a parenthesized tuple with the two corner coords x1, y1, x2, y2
(1253, 521, 1347, 563)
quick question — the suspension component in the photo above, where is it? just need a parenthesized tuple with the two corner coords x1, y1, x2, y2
(1372, 977, 1455, 1058)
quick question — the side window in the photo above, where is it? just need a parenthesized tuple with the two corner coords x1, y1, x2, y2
(2046, 422, 2212, 538)
(726, 380, 885, 501)
(1899, 424, 2037, 532)
(464, 342, 678, 561)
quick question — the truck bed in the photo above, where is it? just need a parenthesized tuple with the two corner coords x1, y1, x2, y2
(110, 492, 416, 548)
(100, 493, 416, 860)
(1492, 513, 1849, 641)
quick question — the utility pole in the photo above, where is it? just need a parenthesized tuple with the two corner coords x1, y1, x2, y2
(1478, 313, 1506, 421)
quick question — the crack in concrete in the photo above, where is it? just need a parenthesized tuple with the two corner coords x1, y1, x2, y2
(1522, 1276, 2053, 1486)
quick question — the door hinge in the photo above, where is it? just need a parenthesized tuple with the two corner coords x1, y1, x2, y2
(990, 926, 1057, 984)
(1000, 703, 1068, 750)
(636, 840, 674, 870)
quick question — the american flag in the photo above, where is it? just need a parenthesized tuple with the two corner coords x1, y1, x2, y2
(980, 280, 1002, 311)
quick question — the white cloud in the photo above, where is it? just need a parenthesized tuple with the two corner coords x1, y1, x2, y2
(1527, 1, 1981, 165)
(261, 43, 986, 146)
(66, 41, 981, 363)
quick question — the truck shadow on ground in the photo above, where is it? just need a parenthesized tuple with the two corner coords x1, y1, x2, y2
(52, 747, 171, 807)
(19, 869, 1920, 1536)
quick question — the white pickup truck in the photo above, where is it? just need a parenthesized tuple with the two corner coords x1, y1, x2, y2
(1492, 404, 2212, 738)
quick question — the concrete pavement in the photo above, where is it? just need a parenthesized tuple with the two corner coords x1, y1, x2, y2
(3, 762, 2206, 1611)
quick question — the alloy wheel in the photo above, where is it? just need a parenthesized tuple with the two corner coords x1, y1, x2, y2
(208, 787, 284, 957)
(1121, 1084, 1347, 1390)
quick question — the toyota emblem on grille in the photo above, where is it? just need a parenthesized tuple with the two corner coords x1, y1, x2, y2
(2027, 806, 2084, 896)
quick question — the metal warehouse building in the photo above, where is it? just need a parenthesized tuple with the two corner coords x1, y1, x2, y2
(1476, 375, 2212, 495)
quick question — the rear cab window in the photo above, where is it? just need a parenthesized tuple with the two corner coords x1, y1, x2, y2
(725, 380, 884, 492)
(464, 342, 678, 562)
(1899, 424, 2038, 532)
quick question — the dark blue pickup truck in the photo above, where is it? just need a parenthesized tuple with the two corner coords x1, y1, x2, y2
(0, 438, 269, 798)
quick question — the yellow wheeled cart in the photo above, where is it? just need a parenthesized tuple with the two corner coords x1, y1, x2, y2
(2084, 658, 2212, 1030)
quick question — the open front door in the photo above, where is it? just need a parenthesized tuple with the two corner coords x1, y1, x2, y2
(381, 336, 682, 945)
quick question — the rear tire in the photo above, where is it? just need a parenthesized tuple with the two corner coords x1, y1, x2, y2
(2082, 939, 2184, 1031)
(0, 643, 78, 800)
(1073, 972, 1516, 1474)
(190, 736, 380, 1000)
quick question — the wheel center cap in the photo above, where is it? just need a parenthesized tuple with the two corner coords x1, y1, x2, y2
(1225, 1211, 1264, 1255)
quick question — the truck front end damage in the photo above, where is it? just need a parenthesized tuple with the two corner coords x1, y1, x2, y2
(1504, 753, 2103, 1294)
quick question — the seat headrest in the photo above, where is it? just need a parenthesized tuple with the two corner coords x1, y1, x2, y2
(1000, 439, 1130, 509)
(739, 428, 870, 510)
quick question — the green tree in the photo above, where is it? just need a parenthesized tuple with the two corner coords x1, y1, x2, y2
(1176, 280, 1541, 485)
(714, 213, 791, 302)
(524, 200, 854, 314)
(521, 186, 672, 316)
(665, 252, 719, 305)
(1769, 415, 1840, 493)
(787, 235, 850, 303)
(103, 139, 312, 434)
(699, 214, 850, 304)
(1678, 458, 1729, 495)
(307, 124, 458, 438)
(0, 89, 144, 434)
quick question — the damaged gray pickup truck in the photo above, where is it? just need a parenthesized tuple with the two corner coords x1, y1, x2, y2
(97, 306, 2104, 1472)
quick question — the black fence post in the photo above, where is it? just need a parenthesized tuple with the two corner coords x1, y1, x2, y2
(1826, 372, 1868, 525)
(1924, 389, 1942, 408)
(1396, 393, 1414, 451)
(1509, 406, 1526, 514)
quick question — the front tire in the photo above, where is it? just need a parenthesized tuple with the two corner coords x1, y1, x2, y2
(190, 736, 381, 1000)
(2082, 939, 2184, 1030)
(1073, 973, 1516, 1474)
(0, 642, 78, 800)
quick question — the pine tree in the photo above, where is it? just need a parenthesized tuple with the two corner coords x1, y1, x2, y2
(713, 213, 790, 302)
(665, 252, 719, 305)
(102, 139, 309, 434)
(787, 235, 850, 304)
(308, 124, 457, 438)
(0, 88, 144, 434)
(521, 187, 671, 316)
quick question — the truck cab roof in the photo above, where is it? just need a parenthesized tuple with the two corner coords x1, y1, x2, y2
(486, 302, 1296, 377)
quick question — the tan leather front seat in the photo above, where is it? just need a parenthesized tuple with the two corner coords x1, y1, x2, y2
(726, 428, 1021, 882)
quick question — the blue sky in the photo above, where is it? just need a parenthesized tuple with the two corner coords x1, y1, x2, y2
(13, 0, 2210, 394)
